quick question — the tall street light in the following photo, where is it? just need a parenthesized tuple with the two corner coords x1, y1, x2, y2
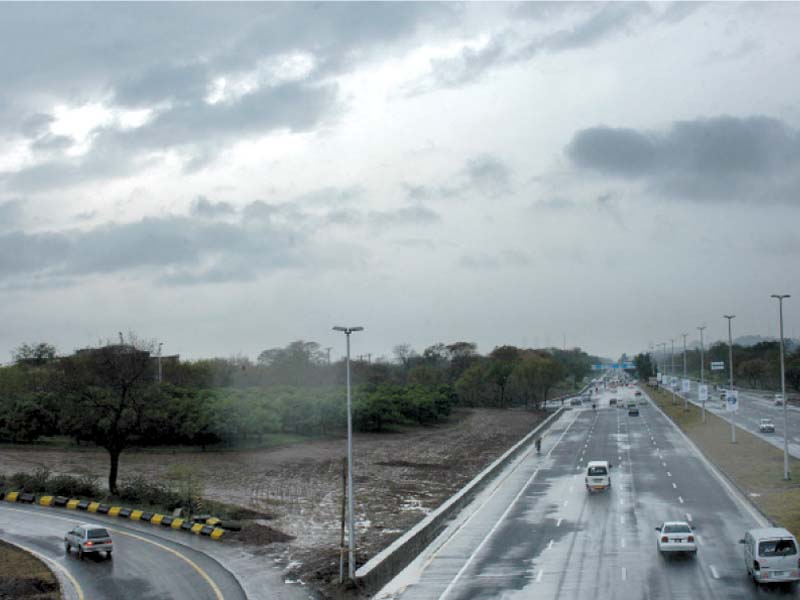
(670, 338, 676, 404)
(157, 342, 163, 384)
(698, 326, 706, 422)
(771, 294, 791, 480)
(724, 315, 736, 443)
(333, 325, 364, 580)
(682, 333, 688, 410)
(658, 343, 667, 386)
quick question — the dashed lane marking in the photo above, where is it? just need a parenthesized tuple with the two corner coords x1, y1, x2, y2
(678, 496, 684, 504)
(537, 569, 544, 582)
(667, 472, 672, 477)
(621, 567, 627, 581)
(547, 539, 554, 550)
(621, 538, 626, 549)
(709, 565, 719, 579)
(686, 513, 692, 522)
(563, 500, 568, 507)
(556, 518, 562, 527)
(672, 482, 677, 489)
(620, 515, 625, 525)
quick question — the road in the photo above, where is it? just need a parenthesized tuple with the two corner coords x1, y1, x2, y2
(0, 503, 247, 600)
(378, 386, 798, 600)
(673, 381, 800, 459)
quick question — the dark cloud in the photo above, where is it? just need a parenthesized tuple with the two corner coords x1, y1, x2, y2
(0, 200, 22, 232)
(191, 196, 236, 218)
(566, 116, 800, 202)
(402, 154, 512, 201)
(536, 3, 652, 52)
(368, 205, 441, 228)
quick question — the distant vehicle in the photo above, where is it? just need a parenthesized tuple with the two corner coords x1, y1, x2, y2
(634, 390, 642, 397)
(609, 398, 617, 406)
(585, 460, 612, 492)
(740, 527, 800, 584)
(656, 521, 697, 555)
(759, 418, 776, 433)
(570, 398, 582, 406)
(774, 394, 784, 406)
(65, 524, 113, 559)
(628, 406, 640, 416)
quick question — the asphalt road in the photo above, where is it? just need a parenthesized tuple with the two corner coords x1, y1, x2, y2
(673, 381, 800, 459)
(378, 386, 798, 599)
(0, 503, 247, 600)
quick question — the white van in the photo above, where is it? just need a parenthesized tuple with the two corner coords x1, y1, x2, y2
(740, 527, 800, 584)
(585, 460, 612, 492)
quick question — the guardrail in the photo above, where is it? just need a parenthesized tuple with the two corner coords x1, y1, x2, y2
(355, 406, 566, 594)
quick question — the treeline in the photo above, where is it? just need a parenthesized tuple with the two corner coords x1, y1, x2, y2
(0, 336, 596, 492)
(633, 341, 800, 391)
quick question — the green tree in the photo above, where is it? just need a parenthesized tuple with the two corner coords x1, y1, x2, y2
(13, 342, 57, 365)
(737, 359, 768, 387)
(487, 346, 521, 406)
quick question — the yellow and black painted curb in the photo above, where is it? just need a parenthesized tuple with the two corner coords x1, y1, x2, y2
(0, 490, 226, 540)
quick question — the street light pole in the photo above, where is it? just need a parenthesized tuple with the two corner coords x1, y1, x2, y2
(771, 294, 791, 480)
(333, 325, 364, 581)
(724, 315, 736, 443)
(658, 343, 667, 387)
(682, 333, 688, 410)
(698, 326, 706, 422)
(157, 342, 163, 384)
(670, 338, 676, 404)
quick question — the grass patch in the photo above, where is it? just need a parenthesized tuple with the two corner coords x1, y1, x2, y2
(648, 386, 800, 538)
(0, 539, 60, 599)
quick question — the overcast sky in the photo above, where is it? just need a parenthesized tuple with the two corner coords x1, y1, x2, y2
(1, 2, 798, 363)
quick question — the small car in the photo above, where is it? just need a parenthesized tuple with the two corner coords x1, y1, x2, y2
(656, 521, 697, 555)
(585, 460, 612, 492)
(740, 527, 800, 584)
(609, 398, 617, 406)
(634, 390, 642, 397)
(628, 406, 640, 416)
(65, 523, 113, 559)
(570, 398, 582, 406)
(774, 394, 784, 406)
(759, 418, 775, 433)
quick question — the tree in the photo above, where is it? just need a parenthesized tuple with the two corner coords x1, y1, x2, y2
(737, 359, 768, 387)
(446, 342, 478, 382)
(633, 353, 654, 381)
(786, 356, 800, 394)
(487, 346, 521, 406)
(13, 342, 57, 365)
(56, 335, 161, 494)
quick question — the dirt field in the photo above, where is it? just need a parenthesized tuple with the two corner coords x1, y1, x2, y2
(649, 387, 800, 538)
(0, 408, 546, 594)
(0, 539, 60, 600)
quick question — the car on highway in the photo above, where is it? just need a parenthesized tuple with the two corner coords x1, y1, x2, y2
(774, 394, 784, 406)
(584, 460, 611, 492)
(65, 523, 113, 559)
(740, 527, 800, 584)
(634, 390, 642, 397)
(627, 401, 639, 416)
(570, 398, 582, 406)
(655, 521, 696, 555)
(759, 418, 776, 433)
(609, 398, 617, 406)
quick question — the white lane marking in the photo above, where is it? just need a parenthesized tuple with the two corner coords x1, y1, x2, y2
(672, 482, 677, 489)
(621, 538, 626, 548)
(662, 462, 667, 467)
(621, 567, 627, 581)
(556, 518, 562, 527)
(438, 469, 542, 599)
(547, 539, 554, 550)
(619, 498, 624, 505)
(709, 565, 719, 579)
(620, 515, 625, 524)
(563, 500, 569, 507)
(667, 472, 672, 477)
(686, 513, 692, 522)
(678, 496, 684, 504)
(536, 569, 544, 582)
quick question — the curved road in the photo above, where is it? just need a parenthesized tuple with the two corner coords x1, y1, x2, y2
(0, 503, 247, 600)
(379, 386, 798, 599)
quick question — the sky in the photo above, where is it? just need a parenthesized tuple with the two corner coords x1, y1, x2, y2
(1, 2, 799, 364)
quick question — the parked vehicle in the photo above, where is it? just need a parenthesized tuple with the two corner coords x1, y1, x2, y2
(759, 418, 776, 433)
(584, 460, 612, 492)
(740, 527, 800, 584)
(655, 521, 697, 555)
(65, 524, 113, 559)
(775, 394, 784, 406)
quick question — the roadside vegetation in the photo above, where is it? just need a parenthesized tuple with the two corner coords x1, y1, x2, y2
(0, 335, 597, 494)
(0, 539, 60, 600)
(648, 386, 800, 538)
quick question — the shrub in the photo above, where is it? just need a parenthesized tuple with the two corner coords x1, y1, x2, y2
(117, 475, 182, 509)
(10, 467, 51, 492)
(48, 472, 101, 498)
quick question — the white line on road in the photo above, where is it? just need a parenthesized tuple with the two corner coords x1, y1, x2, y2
(621, 567, 627, 581)
(672, 482, 677, 489)
(621, 538, 626, 549)
(662, 462, 667, 467)
(563, 500, 568, 507)
(537, 569, 544, 582)
(685, 513, 692, 522)
(556, 518, 562, 527)
(667, 472, 672, 477)
(678, 496, 684, 504)
(547, 539, 554, 550)
(620, 515, 625, 524)
(709, 565, 719, 579)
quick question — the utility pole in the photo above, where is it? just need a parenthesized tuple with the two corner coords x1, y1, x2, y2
(724, 315, 736, 443)
(771, 294, 791, 480)
(698, 326, 706, 423)
(682, 333, 688, 410)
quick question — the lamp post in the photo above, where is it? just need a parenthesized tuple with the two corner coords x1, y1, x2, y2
(698, 326, 706, 422)
(724, 315, 736, 443)
(658, 343, 667, 387)
(670, 338, 676, 404)
(157, 342, 163, 384)
(682, 333, 688, 410)
(333, 325, 364, 581)
(771, 294, 791, 480)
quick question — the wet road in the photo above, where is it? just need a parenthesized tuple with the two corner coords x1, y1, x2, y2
(676, 382, 800, 459)
(0, 503, 247, 600)
(379, 387, 798, 599)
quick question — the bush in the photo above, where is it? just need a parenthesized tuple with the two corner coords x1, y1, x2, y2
(48, 473, 101, 498)
(10, 467, 51, 493)
(117, 475, 182, 509)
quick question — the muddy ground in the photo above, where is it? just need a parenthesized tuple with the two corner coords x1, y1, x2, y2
(0, 408, 546, 596)
(0, 539, 60, 600)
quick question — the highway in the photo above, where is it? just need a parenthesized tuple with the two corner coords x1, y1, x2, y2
(378, 386, 798, 600)
(0, 503, 247, 600)
(674, 382, 800, 459)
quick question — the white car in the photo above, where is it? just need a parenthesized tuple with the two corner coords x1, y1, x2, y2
(759, 418, 776, 433)
(774, 394, 784, 406)
(585, 460, 612, 492)
(65, 523, 113, 559)
(741, 527, 800, 584)
(655, 521, 697, 555)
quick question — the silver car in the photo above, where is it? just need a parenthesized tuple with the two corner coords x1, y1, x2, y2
(65, 523, 113, 559)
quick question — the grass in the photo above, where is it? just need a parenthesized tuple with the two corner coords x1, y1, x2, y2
(0, 539, 60, 599)
(648, 386, 800, 538)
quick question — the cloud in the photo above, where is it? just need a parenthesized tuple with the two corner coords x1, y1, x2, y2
(402, 154, 513, 202)
(368, 205, 441, 228)
(566, 115, 800, 203)
(191, 196, 236, 218)
(459, 249, 530, 270)
(0, 200, 22, 232)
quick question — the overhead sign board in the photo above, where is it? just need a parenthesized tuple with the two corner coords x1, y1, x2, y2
(681, 379, 691, 393)
(698, 384, 708, 402)
(725, 390, 739, 412)
(657, 372, 663, 383)
(710, 361, 725, 371)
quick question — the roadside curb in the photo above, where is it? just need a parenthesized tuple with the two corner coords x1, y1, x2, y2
(0, 491, 228, 540)
(355, 406, 567, 595)
(643, 388, 772, 528)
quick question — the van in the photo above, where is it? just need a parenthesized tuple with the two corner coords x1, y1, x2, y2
(740, 527, 800, 584)
(584, 460, 612, 492)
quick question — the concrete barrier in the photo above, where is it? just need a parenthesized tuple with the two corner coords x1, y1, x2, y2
(355, 407, 566, 594)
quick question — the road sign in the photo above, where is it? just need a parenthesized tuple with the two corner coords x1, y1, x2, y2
(698, 384, 708, 402)
(657, 372, 663, 383)
(710, 361, 725, 371)
(725, 390, 739, 412)
(682, 379, 691, 393)
(622, 362, 635, 369)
